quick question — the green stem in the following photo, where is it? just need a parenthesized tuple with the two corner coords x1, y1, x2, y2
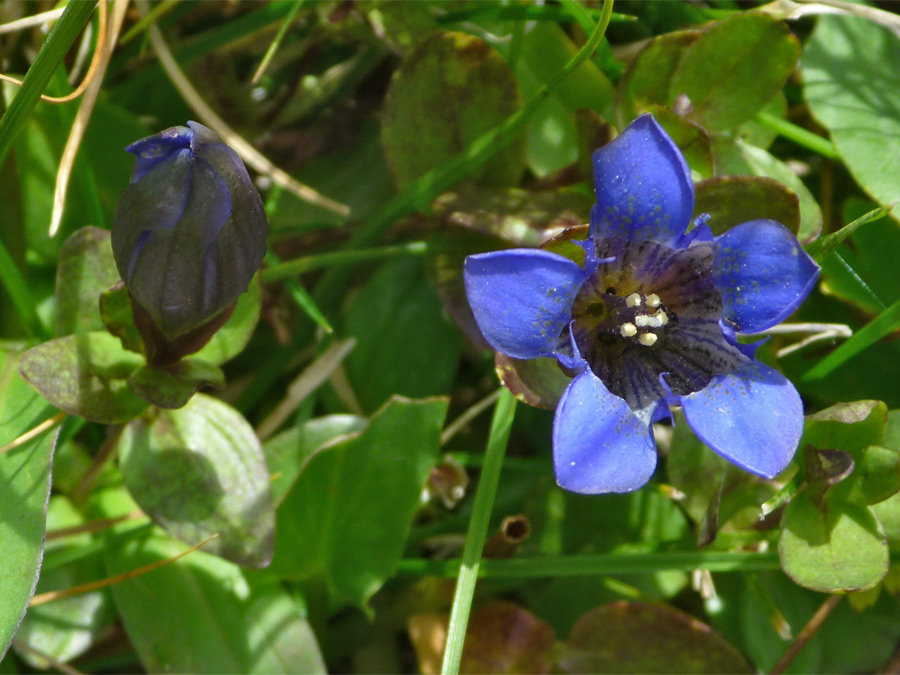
(400, 550, 782, 579)
(441, 389, 517, 675)
(755, 112, 841, 161)
(0, 0, 97, 168)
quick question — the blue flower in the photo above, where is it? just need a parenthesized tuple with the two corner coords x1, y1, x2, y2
(111, 121, 267, 343)
(464, 114, 819, 494)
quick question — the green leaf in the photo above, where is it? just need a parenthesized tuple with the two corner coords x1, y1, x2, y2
(804, 400, 887, 453)
(778, 490, 888, 592)
(117, 394, 275, 568)
(713, 136, 822, 243)
(103, 529, 325, 674)
(13, 497, 115, 667)
(99, 282, 144, 354)
(512, 20, 616, 175)
(842, 445, 900, 507)
(19, 332, 148, 424)
(693, 176, 800, 236)
(0, 350, 58, 660)
(127, 359, 225, 409)
(55, 227, 121, 336)
(802, 14, 900, 216)
(616, 30, 700, 127)
(270, 396, 447, 608)
(382, 31, 526, 189)
(557, 602, 753, 674)
(343, 259, 461, 413)
(262, 414, 367, 507)
(192, 274, 262, 366)
(669, 12, 799, 132)
(643, 104, 712, 179)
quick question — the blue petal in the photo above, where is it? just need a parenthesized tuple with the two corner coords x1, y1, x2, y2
(681, 360, 802, 478)
(590, 114, 694, 246)
(713, 219, 820, 333)
(553, 371, 657, 494)
(464, 249, 585, 360)
(126, 125, 192, 183)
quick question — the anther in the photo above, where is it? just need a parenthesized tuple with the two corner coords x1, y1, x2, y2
(620, 322, 637, 338)
(645, 293, 661, 309)
(639, 333, 658, 346)
(625, 292, 642, 308)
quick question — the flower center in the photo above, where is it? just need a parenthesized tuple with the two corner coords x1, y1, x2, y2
(566, 236, 746, 412)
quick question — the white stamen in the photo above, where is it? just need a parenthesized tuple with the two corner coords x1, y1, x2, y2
(625, 292, 642, 308)
(655, 309, 669, 326)
(620, 322, 637, 337)
(646, 293, 661, 309)
(639, 332, 658, 346)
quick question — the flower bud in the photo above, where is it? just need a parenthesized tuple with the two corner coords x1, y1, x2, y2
(111, 121, 267, 359)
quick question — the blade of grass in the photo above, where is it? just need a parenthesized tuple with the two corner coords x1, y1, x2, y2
(0, 237, 46, 338)
(251, 0, 305, 84)
(262, 241, 436, 281)
(397, 550, 783, 578)
(441, 389, 517, 675)
(0, 0, 97, 169)
(805, 203, 895, 262)
(803, 295, 900, 380)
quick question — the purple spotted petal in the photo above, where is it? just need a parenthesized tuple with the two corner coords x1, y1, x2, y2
(553, 371, 657, 494)
(464, 249, 585, 360)
(589, 114, 694, 246)
(713, 219, 820, 333)
(681, 360, 802, 478)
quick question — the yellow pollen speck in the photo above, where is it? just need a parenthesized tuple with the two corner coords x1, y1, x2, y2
(646, 293, 661, 308)
(625, 292, 642, 308)
(620, 322, 637, 337)
(639, 333, 658, 346)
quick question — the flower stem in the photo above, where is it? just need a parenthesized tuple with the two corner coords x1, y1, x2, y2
(755, 111, 840, 160)
(261, 241, 438, 282)
(440, 389, 517, 675)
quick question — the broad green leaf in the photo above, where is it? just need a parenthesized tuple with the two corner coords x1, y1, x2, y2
(55, 227, 120, 336)
(693, 176, 800, 236)
(14, 497, 115, 668)
(669, 13, 799, 132)
(262, 414, 367, 507)
(192, 275, 262, 366)
(0, 350, 58, 660)
(103, 529, 324, 674)
(779, 490, 888, 592)
(841, 445, 900, 507)
(118, 394, 274, 568)
(557, 602, 753, 674)
(19, 331, 147, 424)
(666, 410, 729, 526)
(127, 359, 225, 409)
(270, 396, 447, 608)
(344, 259, 460, 413)
(802, 14, 900, 217)
(643, 105, 712, 179)
(616, 30, 699, 127)
(382, 31, 526, 189)
(803, 400, 887, 453)
(712, 136, 822, 243)
(514, 21, 616, 175)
